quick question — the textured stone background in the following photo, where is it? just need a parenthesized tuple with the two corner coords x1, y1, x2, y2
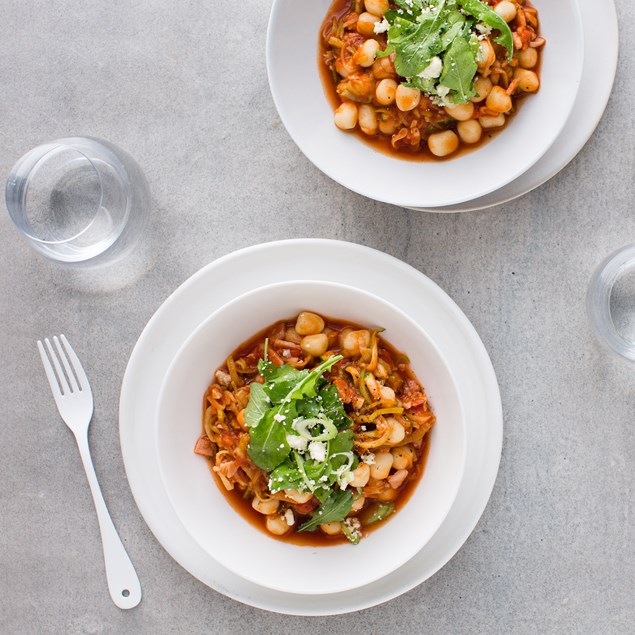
(0, 1, 632, 633)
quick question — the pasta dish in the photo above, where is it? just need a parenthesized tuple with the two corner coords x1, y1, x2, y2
(194, 311, 435, 544)
(320, 0, 545, 159)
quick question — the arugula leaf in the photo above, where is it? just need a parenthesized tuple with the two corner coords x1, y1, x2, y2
(303, 457, 329, 489)
(246, 356, 343, 471)
(380, 0, 514, 106)
(439, 36, 477, 103)
(394, 0, 426, 12)
(247, 410, 290, 471)
(269, 460, 305, 493)
(318, 384, 352, 429)
(244, 382, 268, 428)
(457, 0, 514, 59)
(296, 397, 321, 419)
(440, 12, 467, 50)
(298, 490, 354, 532)
(262, 365, 308, 403)
(406, 75, 437, 93)
(329, 429, 355, 455)
(287, 355, 341, 401)
(390, 4, 448, 78)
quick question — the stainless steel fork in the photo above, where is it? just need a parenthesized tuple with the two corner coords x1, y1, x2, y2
(37, 335, 141, 609)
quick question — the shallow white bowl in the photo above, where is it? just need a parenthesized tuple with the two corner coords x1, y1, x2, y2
(267, 0, 584, 208)
(156, 280, 466, 595)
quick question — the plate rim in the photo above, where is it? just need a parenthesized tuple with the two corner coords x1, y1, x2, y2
(119, 238, 503, 615)
(155, 278, 468, 595)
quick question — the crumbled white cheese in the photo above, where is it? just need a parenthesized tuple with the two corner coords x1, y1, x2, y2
(475, 23, 492, 36)
(437, 84, 451, 99)
(418, 56, 443, 80)
(284, 509, 295, 526)
(342, 517, 362, 540)
(308, 440, 327, 462)
(282, 349, 290, 357)
(273, 413, 286, 423)
(373, 17, 390, 34)
(343, 517, 361, 532)
(361, 452, 376, 465)
(286, 434, 308, 452)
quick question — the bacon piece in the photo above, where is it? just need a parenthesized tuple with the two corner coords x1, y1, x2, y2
(292, 499, 319, 515)
(400, 379, 427, 409)
(334, 378, 356, 404)
(388, 469, 409, 489)
(193, 435, 216, 458)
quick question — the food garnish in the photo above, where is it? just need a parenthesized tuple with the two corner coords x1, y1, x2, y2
(321, 0, 544, 157)
(379, 0, 513, 105)
(246, 345, 359, 535)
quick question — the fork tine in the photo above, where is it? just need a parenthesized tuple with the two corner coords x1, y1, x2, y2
(44, 337, 71, 396)
(37, 340, 64, 398)
(53, 335, 80, 393)
(60, 335, 91, 394)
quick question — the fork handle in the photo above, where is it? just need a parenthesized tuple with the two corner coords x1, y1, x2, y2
(74, 431, 142, 609)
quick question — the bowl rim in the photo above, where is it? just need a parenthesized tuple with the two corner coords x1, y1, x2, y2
(266, 0, 585, 208)
(155, 278, 468, 594)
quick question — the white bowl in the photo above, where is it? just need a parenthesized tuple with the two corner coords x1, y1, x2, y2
(156, 280, 466, 594)
(266, 0, 584, 208)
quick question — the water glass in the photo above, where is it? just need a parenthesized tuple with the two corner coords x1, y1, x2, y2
(5, 137, 150, 263)
(587, 244, 635, 362)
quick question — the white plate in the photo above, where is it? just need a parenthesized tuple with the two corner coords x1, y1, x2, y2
(156, 280, 467, 595)
(266, 0, 584, 209)
(410, 0, 619, 212)
(120, 239, 503, 615)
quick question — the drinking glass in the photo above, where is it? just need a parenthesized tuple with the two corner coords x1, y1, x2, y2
(587, 244, 635, 362)
(5, 137, 150, 263)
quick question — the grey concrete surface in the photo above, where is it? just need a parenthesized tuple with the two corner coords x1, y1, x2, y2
(1, 1, 633, 633)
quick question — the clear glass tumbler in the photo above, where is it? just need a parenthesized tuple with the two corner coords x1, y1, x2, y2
(587, 244, 635, 362)
(5, 137, 150, 263)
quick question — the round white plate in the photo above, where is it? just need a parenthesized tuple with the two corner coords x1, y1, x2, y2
(156, 280, 467, 595)
(411, 0, 618, 212)
(266, 0, 583, 209)
(119, 239, 503, 615)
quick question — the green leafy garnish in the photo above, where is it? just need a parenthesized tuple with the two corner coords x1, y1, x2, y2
(457, 0, 514, 59)
(244, 350, 361, 533)
(247, 409, 291, 471)
(243, 382, 269, 429)
(380, 0, 514, 105)
(438, 36, 477, 103)
(359, 502, 396, 526)
(386, 3, 450, 79)
(298, 490, 354, 532)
